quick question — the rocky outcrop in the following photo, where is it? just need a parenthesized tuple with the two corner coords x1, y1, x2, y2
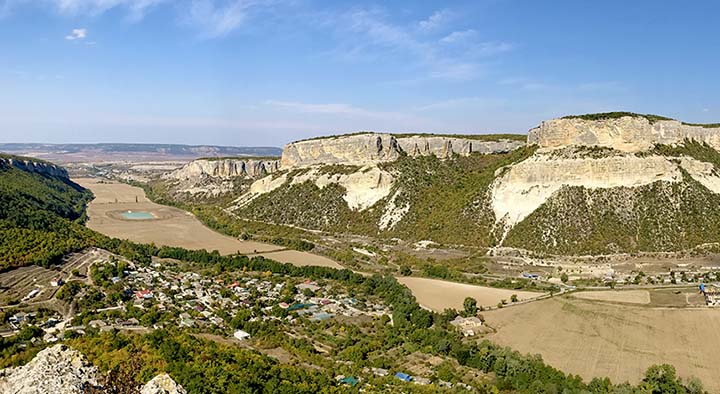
(234, 166, 394, 211)
(166, 158, 280, 180)
(490, 154, 683, 231)
(141, 373, 187, 394)
(0, 344, 100, 394)
(1, 157, 69, 179)
(0, 344, 186, 394)
(529, 116, 720, 152)
(280, 133, 524, 168)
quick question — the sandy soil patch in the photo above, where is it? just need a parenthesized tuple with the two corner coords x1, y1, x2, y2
(485, 297, 720, 391)
(570, 290, 650, 304)
(76, 178, 342, 269)
(396, 277, 543, 311)
(259, 250, 343, 269)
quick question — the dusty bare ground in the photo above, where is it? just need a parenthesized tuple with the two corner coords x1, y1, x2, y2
(76, 178, 343, 269)
(396, 277, 543, 311)
(259, 250, 342, 269)
(570, 290, 651, 305)
(485, 296, 720, 391)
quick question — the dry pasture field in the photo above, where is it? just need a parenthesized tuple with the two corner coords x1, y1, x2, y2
(396, 277, 543, 311)
(259, 250, 343, 269)
(570, 290, 650, 305)
(75, 178, 343, 268)
(485, 296, 720, 391)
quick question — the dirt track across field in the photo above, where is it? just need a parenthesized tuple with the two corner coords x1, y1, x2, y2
(76, 178, 343, 269)
(396, 276, 543, 311)
(485, 296, 720, 391)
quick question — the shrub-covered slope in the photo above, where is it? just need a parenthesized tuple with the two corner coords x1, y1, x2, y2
(234, 147, 536, 245)
(504, 173, 720, 255)
(0, 157, 97, 269)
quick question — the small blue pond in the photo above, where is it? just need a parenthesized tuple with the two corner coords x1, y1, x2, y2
(120, 211, 154, 220)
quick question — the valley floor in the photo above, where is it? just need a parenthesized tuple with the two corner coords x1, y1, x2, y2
(76, 178, 342, 268)
(397, 276, 543, 311)
(485, 295, 720, 391)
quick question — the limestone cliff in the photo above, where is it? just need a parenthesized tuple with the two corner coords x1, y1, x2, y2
(166, 158, 280, 180)
(0, 156, 69, 179)
(529, 115, 720, 152)
(161, 158, 281, 199)
(280, 133, 525, 168)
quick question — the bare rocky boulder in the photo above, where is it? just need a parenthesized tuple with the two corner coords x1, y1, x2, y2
(0, 344, 100, 394)
(141, 373, 187, 394)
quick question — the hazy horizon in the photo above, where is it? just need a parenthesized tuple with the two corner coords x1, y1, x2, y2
(2, 0, 719, 146)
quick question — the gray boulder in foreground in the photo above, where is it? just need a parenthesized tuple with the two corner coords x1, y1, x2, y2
(0, 344, 185, 394)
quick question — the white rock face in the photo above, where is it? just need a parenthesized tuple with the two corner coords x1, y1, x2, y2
(141, 373, 187, 394)
(280, 133, 524, 168)
(234, 166, 394, 211)
(490, 149, 720, 240)
(490, 155, 683, 229)
(680, 157, 720, 194)
(1, 157, 69, 179)
(166, 158, 280, 180)
(529, 116, 720, 152)
(0, 344, 100, 394)
(0, 345, 187, 394)
(378, 190, 409, 230)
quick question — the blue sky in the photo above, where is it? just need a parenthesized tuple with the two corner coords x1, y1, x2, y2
(1, 0, 719, 146)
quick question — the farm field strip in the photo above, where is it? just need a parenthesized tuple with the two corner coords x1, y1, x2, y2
(485, 296, 720, 391)
(397, 276, 544, 311)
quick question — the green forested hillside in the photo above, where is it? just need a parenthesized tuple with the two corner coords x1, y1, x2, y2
(0, 158, 98, 269)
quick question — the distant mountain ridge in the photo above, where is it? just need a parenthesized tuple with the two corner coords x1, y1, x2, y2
(0, 143, 282, 160)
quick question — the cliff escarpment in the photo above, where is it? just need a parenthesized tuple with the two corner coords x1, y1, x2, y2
(0, 156, 70, 179)
(280, 133, 526, 168)
(166, 158, 280, 180)
(161, 158, 281, 200)
(529, 113, 720, 152)
(153, 113, 720, 256)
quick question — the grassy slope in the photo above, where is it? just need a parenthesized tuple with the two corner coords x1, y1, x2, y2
(0, 159, 98, 269)
(504, 174, 720, 255)
(235, 147, 537, 246)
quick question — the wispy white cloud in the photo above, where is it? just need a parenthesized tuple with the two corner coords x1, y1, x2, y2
(439, 29, 475, 44)
(577, 81, 624, 92)
(265, 99, 414, 121)
(414, 97, 506, 112)
(418, 9, 452, 31)
(65, 28, 86, 40)
(182, 0, 255, 38)
(35, 0, 164, 20)
(429, 63, 483, 81)
(328, 8, 510, 81)
(0, 0, 164, 20)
